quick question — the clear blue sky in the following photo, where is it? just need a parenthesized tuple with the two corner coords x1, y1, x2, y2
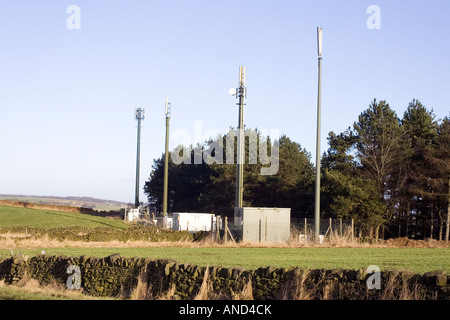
(1, 0, 449, 203)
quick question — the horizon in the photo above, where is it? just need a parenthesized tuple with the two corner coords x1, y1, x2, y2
(0, 193, 129, 204)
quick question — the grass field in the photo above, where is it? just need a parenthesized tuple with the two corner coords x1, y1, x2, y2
(0, 205, 128, 229)
(1, 246, 448, 274)
(0, 279, 116, 300)
(1, 205, 449, 274)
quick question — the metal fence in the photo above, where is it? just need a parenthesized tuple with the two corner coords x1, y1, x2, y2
(216, 217, 354, 244)
(291, 218, 354, 243)
(135, 213, 355, 244)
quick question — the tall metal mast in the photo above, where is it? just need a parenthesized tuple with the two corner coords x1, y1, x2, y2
(234, 66, 246, 208)
(314, 27, 323, 242)
(135, 108, 145, 208)
(163, 98, 171, 218)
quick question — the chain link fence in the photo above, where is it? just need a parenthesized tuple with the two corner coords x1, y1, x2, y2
(216, 217, 355, 244)
(291, 218, 354, 243)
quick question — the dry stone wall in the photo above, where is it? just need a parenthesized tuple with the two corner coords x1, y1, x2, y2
(0, 254, 448, 300)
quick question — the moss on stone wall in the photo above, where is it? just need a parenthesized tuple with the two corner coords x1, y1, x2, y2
(0, 254, 448, 300)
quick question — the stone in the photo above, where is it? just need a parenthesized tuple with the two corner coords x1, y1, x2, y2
(218, 267, 230, 278)
(423, 270, 447, 286)
(164, 262, 176, 276)
(106, 253, 121, 265)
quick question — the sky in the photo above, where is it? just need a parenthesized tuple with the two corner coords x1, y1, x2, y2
(0, 0, 449, 204)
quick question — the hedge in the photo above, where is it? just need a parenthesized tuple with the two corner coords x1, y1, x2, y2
(0, 226, 194, 242)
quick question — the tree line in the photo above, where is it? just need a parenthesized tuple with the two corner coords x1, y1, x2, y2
(144, 99, 449, 240)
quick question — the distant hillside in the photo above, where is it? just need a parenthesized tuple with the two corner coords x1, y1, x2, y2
(0, 194, 128, 212)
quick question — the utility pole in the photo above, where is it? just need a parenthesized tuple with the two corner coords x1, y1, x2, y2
(135, 108, 145, 208)
(314, 27, 323, 242)
(230, 66, 246, 209)
(163, 98, 171, 220)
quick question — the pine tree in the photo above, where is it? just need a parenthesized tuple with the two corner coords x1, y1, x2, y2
(352, 99, 409, 239)
(424, 117, 450, 240)
(401, 100, 438, 239)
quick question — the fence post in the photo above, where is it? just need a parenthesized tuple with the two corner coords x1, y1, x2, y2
(304, 218, 307, 244)
(351, 219, 354, 242)
(216, 216, 220, 242)
(329, 218, 332, 241)
(224, 216, 228, 242)
(211, 216, 214, 241)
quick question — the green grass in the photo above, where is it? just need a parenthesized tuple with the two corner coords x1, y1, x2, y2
(0, 205, 128, 229)
(1, 247, 448, 274)
(0, 282, 114, 300)
(0, 284, 78, 300)
(0, 285, 64, 300)
(0, 205, 448, 274)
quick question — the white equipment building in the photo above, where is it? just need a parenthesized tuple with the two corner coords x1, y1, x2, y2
(172, 212, 218, 233)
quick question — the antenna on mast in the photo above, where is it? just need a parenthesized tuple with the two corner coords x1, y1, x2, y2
(163, 97, 171, 223)
(134, 107, 145, 208)
(165, 97, 171, 117)
(230, 66, 247, 209)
